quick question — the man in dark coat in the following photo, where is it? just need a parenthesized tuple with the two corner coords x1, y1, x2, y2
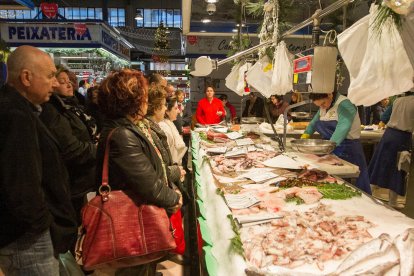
(242, 92, 264, 117)
(0, 46, 77, 275)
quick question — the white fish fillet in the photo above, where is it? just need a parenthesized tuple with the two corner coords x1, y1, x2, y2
(334, 233, 392, 275)
(246, 266, 320, 276)
(383, 264, 400, 276)
(393, 228, 414, 276)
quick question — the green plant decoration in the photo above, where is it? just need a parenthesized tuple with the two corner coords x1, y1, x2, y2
(0, 39, 11, 63)
(372, 3, 404, 36)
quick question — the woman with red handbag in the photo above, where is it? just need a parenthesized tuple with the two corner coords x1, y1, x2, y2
(89, 69, 182, 275)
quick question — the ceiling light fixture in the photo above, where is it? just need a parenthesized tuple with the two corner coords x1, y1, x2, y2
(135, 10, 143, 20)
(232, 29, 238, 32)
(236, 23, 246, 27)
(200, 30, 206, 32)
(206, 3, 216, 15)
(201, 18, 211, 23)
(205, 0, 218, 3)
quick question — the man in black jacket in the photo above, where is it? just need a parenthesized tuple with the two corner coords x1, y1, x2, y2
(0, 46, 77, 275)
(242, 92, 264, 117)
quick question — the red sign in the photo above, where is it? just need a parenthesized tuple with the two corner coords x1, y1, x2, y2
(40, 3, 58, 19)
(293, 55, 313, 74)
(74, 23, 87, 36)
(187, 35, 198, 46)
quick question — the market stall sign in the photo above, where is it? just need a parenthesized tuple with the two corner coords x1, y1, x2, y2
(74, 23, 87, 37)
(186, 36, 312, 56)
(40, 3, 58, 19)
(1, 23, 130, 61)
(187, 35, 198, 46)
(7, 25, 92, 41)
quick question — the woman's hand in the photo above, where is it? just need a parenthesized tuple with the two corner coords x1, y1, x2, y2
(179, 166, 186, 182)
(171, 190, 183, 213)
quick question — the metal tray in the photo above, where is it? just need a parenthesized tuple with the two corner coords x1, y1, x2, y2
(290, 139, 336, 155)
(290, 112, 311, 119)
(241, 117, 265, 124)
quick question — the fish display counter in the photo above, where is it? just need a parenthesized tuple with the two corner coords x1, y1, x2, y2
(190, 128, 414, 276)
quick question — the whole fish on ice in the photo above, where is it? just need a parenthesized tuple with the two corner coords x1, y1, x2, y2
(393, 228, 414, 276)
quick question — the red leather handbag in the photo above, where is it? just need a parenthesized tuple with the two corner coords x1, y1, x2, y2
(76, 128, 176, 271)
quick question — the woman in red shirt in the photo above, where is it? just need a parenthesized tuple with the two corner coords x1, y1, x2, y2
(196, 86, 226, 125)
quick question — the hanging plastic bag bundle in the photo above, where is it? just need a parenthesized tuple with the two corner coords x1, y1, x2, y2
(338, 4, 414, 106)
(246, 55, 274, 98)
(270, 41, 293, 95)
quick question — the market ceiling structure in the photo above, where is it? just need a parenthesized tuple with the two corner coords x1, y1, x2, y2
(183, 0, 371, 36)
(0, 0, 34, 9)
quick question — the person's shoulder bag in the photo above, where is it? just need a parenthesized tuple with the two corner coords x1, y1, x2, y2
(75, 127, 176, 271)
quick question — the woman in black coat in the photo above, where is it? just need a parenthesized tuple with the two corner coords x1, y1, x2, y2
(95, 69, 182, 275)
(40, 66, 97, 223)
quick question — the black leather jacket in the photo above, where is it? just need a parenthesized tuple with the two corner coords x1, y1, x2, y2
(40, 94, 96, 199)
(96, 117, 180, 210)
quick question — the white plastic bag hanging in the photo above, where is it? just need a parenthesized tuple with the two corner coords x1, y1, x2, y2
(339, 5, 414, 106)
(270, 41, 293, 95)
(245, 56, 273, 98)
(236, 62, 251, 95)
(225, 62, 252, 96)
(225, 63, 241, 95)
(338, 14, 370, 80)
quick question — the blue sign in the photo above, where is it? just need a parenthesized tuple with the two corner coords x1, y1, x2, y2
(101, 30, 118, 51)
(8, 26, 92, 41)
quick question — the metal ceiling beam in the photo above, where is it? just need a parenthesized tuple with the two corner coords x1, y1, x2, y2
(182, 0, 192, 35)
(217, 0, 356, 66)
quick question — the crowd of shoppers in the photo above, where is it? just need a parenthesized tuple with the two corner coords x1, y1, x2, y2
(0, 46, 190, 276)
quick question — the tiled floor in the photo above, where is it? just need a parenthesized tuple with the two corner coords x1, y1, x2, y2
(157, 260, 184, 276)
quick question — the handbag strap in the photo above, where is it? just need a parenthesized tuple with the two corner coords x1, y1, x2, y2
(98, 127, 119, 201)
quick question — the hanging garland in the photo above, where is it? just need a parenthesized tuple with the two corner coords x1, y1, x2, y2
(227, 0, 280, 62)
(258, 0, 279, 59)
(45, 48, 130, 69)
(118, 26, 180, 42)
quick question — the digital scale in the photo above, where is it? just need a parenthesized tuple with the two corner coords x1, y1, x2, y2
(293, 46, 338, 94)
